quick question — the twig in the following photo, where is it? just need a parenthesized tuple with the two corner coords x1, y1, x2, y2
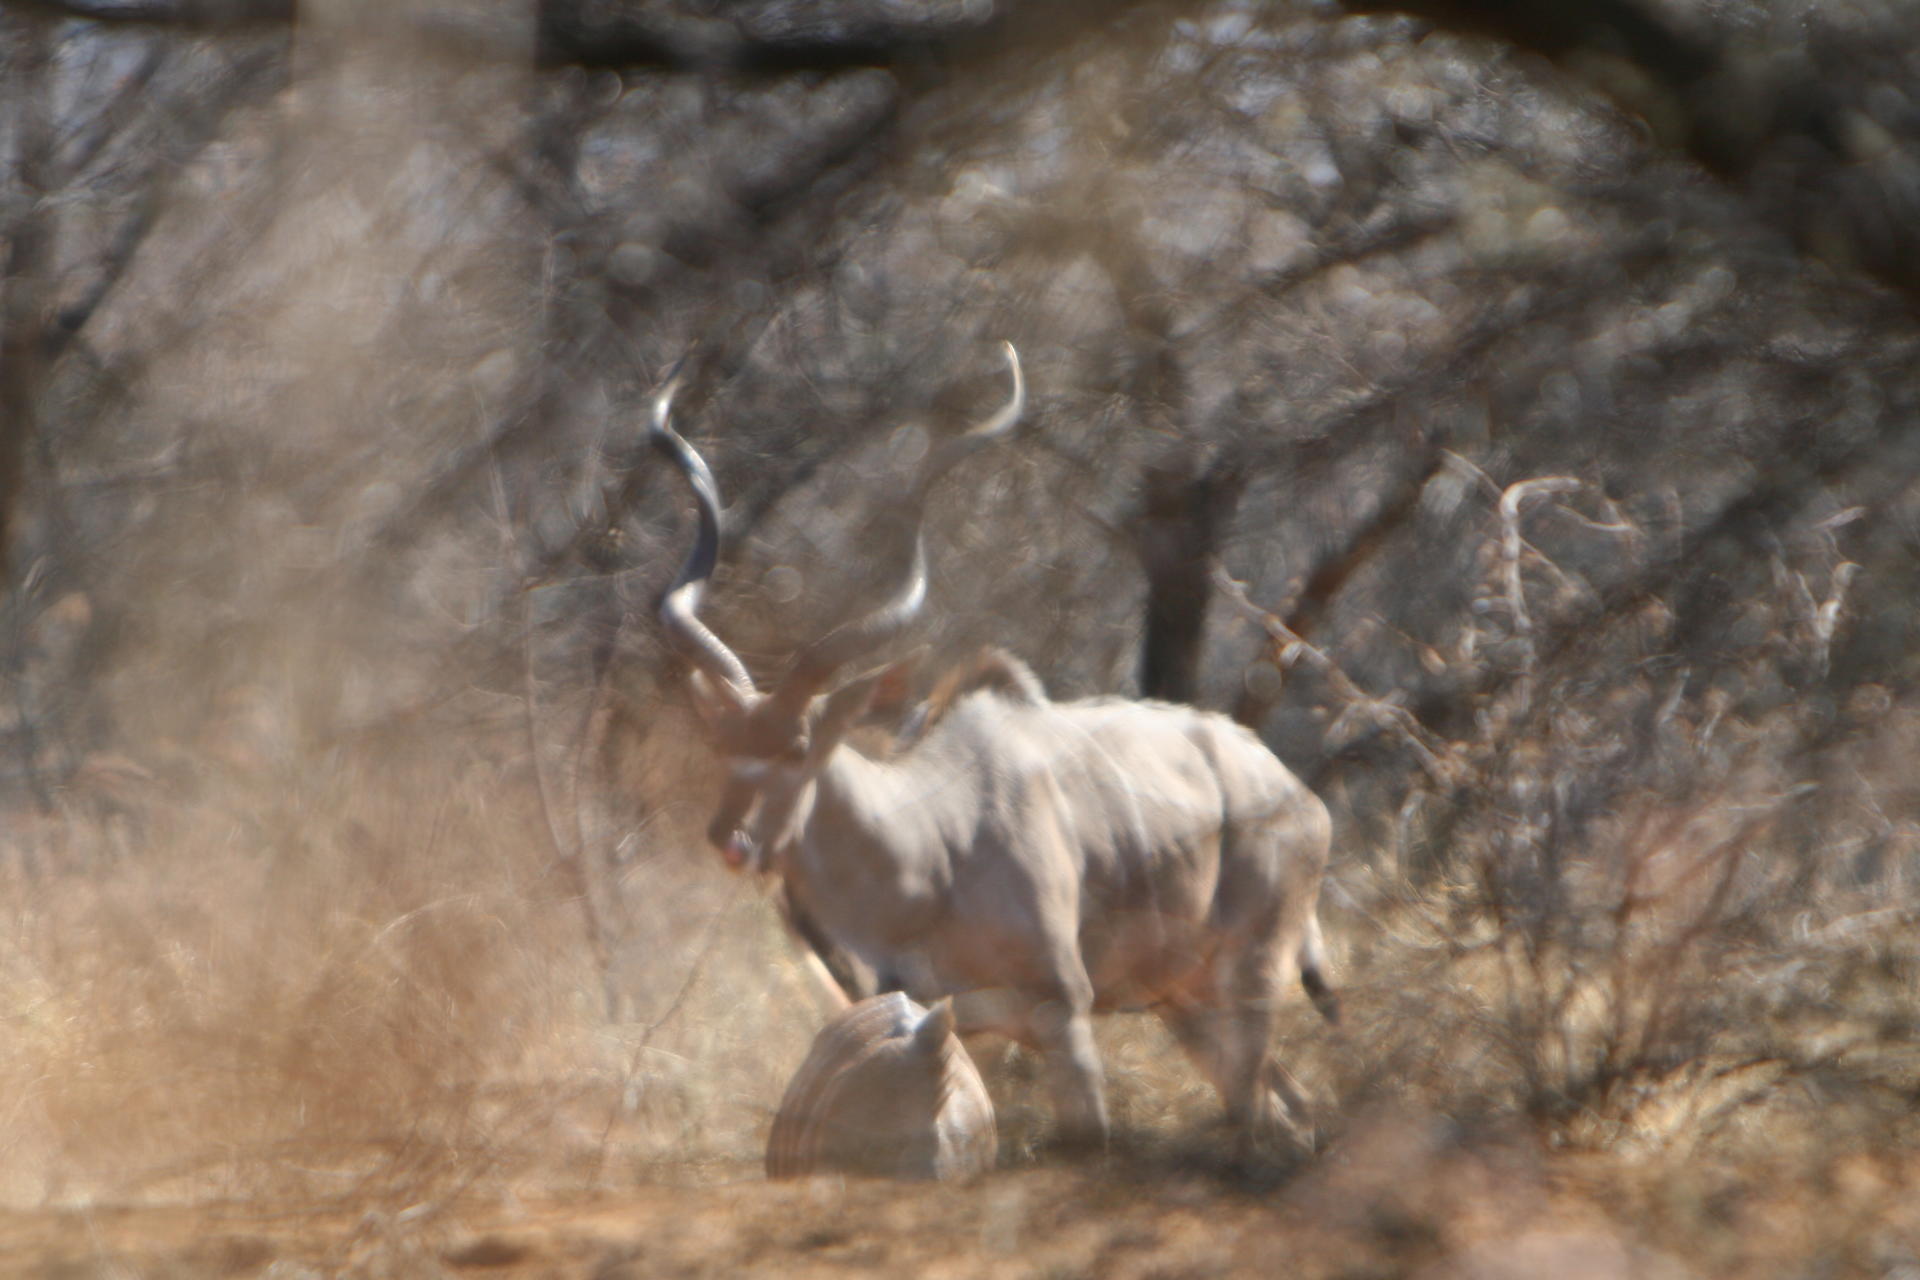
(521, 601, 619, 1022)
(1213, 563, 1459, 788)
(488, 436, 619, 1021)
(1497, 475, 1582, 686)
(589, 875, 745, 1189)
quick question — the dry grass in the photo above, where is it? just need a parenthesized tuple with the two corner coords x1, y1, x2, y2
(0, 738, 818, 1220)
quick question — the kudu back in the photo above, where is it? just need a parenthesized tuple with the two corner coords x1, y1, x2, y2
(652, 346, 1337, 1150)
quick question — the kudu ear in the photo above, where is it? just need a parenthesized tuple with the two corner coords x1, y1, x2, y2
(913, 998, 958, 1054)
(812, 666, 890, 754)
(866, 648, 927, 721)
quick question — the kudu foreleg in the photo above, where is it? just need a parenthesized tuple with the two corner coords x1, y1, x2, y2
(769, 884, 870, 1015)
(1030, 995, 1109, 1148)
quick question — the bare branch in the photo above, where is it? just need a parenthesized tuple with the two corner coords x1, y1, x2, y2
(1214, 563, 1460, 789)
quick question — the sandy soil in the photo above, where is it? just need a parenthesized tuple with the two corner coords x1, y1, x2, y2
(0, 1168, 1499, 1280)
(0, 1114, 1761, 1280)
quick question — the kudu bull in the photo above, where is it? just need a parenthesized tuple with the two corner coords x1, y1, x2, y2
(651, 346, 1337, 1149)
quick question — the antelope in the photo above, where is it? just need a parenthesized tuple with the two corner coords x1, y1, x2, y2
(651, 345, 1338, 1150)
(767, 992, 996, 1180)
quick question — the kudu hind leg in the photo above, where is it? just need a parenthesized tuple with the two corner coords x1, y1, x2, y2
(1160, 983, 1313, 1154)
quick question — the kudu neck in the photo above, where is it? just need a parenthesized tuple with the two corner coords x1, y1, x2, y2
(803, 738, 959, 881)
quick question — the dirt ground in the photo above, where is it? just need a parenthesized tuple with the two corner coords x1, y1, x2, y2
(0, 1164, 1613, 1280)
(6, 1111, 1912, 1280)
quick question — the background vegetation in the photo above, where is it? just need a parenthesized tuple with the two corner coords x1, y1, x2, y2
(4, 0, 1920, 1274)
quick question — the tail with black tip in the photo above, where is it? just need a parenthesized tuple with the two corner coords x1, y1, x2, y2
(1300, 912, 1340, 1025)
